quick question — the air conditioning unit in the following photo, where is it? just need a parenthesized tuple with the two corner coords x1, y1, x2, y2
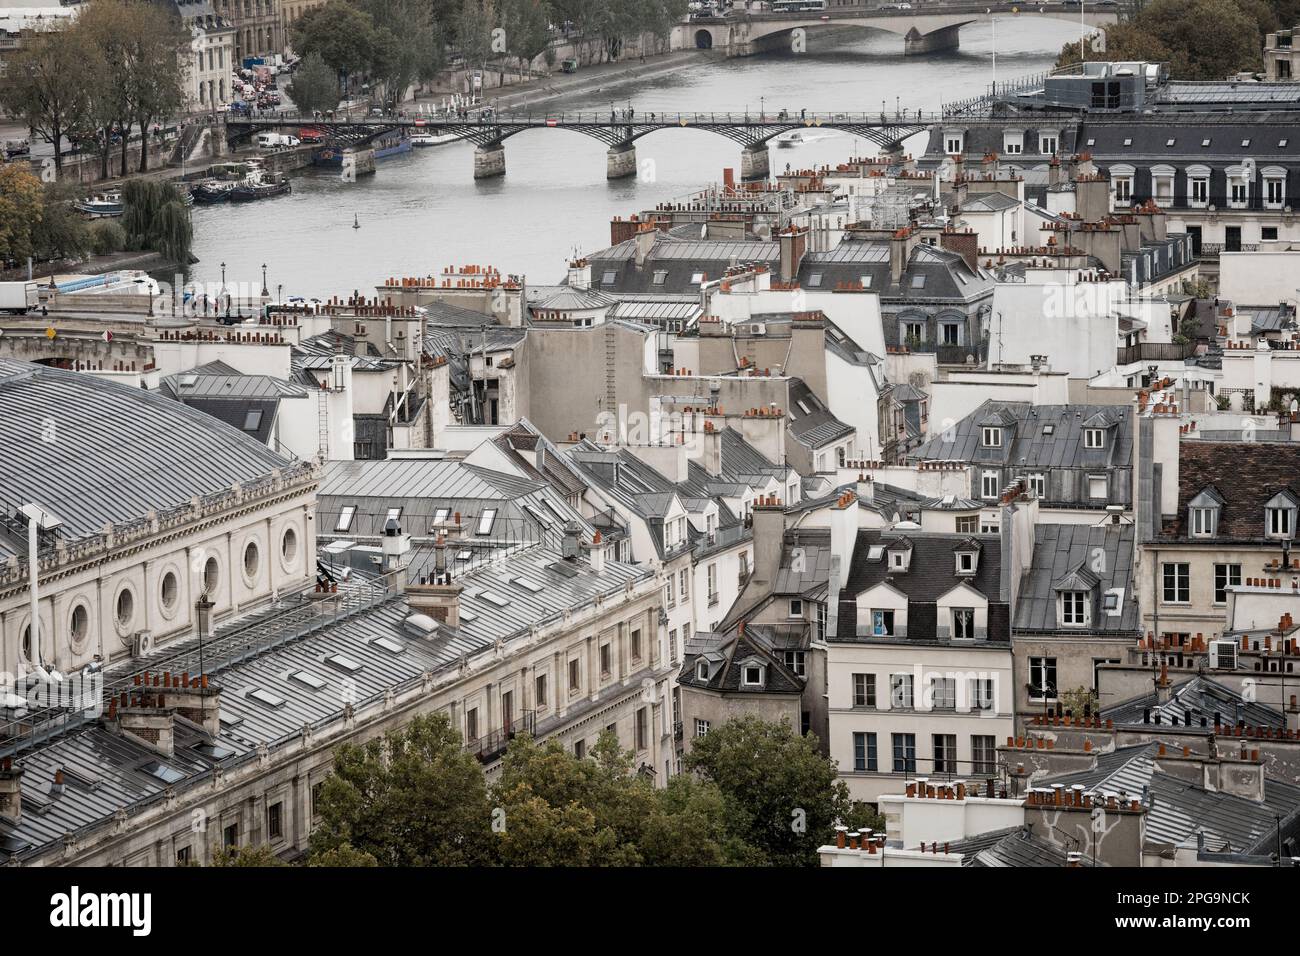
(1209, 640, 1237, 670)
(750, 323, 767, 335)
(131, 630, 155, 659)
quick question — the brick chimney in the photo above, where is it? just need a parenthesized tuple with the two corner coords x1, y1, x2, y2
(779, 226, 808, 283)
(0, 757, 23, 823)
(740, 403, 786, 465)
(406, 568, 463, 628)
(166, 673, 222, 738)
(829, 490, 859, 594)
(568, 258, 592, 291)
(582, 532, 607, 574)
(939, 228, 978, 272)
(113, 686, 176, 757)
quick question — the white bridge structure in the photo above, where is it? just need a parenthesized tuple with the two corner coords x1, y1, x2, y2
(677, 3, 1118, 56)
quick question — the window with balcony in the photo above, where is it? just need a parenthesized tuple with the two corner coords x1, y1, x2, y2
(1028, 657, 1057, 701)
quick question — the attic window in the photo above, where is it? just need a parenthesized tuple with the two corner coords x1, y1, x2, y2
(1122, 138, 1132, 147)
(1202, 139, 1211, 147)
(1042, 424, 1054, 435)
(335, 505, 356, 532)
(696, 661, 709, 681)
(1268, 506, 1294, 538)
(956, 551, 976, 574)
(385, 507, 402, 524)
(1241, 139, 1251, 148)
(523, 504, 551, 527)
(1281, 139, 1290, 147)
(371, 636, 405, 654)
(789, 599, 803, 617)
(602, 271, 617, 285)
(432, 508, 450, 526)
(1085, 138, 1095, 147)
(141, 761, 185, 784)
(248, 688, 286, 709)
(242, 409, 263, 431)
(1102, 592, 1120, 612)
(1165, 138, 1175, 147)
(325, 653, 364, 673)
(807, 273, 823, 288)
(1084, 428, 1105, 449)
(860, 274, 872, 287)
(910, 274, 926, 289)
(475, 509, 497, 535)
(890, 551, 907, 571)
(290, 670, 328, 690)
(981, 426, 1002, 448)
(1059, 591, 1089, 627)
(480, 590, 511, 608)
(652, 270, 668, 285)
(742, 665, 764, 687)
(691, 272, 705, 284)
(512, 576, 544, 594)
(1190, 506, 1216, 537)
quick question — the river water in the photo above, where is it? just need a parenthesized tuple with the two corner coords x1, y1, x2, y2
(188, 21, 1079, 297)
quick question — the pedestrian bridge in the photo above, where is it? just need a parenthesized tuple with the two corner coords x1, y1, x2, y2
(679, 3, 1117, 56)
(229, 109, 979, 181)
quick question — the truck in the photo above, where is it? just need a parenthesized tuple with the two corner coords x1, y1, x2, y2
(0, 281, 40, 315)
(256, 132, 300, 149)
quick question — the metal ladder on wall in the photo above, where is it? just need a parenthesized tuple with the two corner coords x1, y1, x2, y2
(318, 388, 330, 458)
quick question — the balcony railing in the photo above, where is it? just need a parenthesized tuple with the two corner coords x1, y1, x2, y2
(467, 710, 536, 764)
(1116, 341, 1196, 365)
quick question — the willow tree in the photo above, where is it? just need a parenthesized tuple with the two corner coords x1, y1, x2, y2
(122, 179, 193, 265)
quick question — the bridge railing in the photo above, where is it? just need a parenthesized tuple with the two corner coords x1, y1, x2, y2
(232, 109, 959, 127)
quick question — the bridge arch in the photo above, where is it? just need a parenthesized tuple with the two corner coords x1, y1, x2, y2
(694, 28, 714, 50)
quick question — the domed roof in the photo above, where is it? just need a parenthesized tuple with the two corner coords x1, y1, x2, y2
(0, 359, 300, 553)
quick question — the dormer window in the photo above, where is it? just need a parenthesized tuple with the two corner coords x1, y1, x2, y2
(1084, 428, 1105, 449)
(695, 661, 709, 682)
(741, 664, 765, 688)
(981, 426, 1002, 448)
(1190, 507, 1216, 537)
(1059, 591, 1089, 627)
(890, 552, 906, 570)
(1266, 491, 1298, 539)
(956, 552, 975, 574)
(788, 599, 803, 617)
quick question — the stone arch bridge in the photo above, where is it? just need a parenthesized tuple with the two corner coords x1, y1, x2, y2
(680, 3, 1117, 56)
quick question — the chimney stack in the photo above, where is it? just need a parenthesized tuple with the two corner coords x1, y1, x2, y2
(0, 757, 23, 823)
(779, 227, 808, 283)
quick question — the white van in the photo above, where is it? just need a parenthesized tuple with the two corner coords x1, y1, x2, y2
(256, 132, 300, 149)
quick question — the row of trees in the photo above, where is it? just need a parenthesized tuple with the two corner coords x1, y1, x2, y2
(1058, 0, 1300, 79)
(213, 713, 880, 867)
(0, 0, 188, 176)
(289, 0, 688, 111)
(0, 164, 192, 270)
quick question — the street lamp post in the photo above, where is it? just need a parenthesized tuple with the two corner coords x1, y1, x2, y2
(261, 263, 269, 298)
(220, 261, 228, 318)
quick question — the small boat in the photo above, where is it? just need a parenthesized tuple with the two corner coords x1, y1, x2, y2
(229, 171, 291, 202)
(411, 131, 458, 147)
(776, 132, 804, 148)
(74, 193, 124, 218)
(191, 180, 235, 204)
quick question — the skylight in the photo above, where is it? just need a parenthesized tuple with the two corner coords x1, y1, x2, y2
(325, 653, 364, 673)
(371, 636, 405, 654)
(141, 761, 185, 784)
(524, 504, 551, 527)
(385, 507, 402, 524)
(248, 688, 286, 708)
(512, 576, 544, 593)
(242, 409, 263, 431)
(290, 670, 328, 690)
(335, 505, 356, 532)
(480, 590, 511, 608)
(432, 507, 450, 525)
(476, 509, 497, 535)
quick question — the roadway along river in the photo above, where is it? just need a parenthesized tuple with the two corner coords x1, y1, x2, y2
(188, 20, 1079, 298)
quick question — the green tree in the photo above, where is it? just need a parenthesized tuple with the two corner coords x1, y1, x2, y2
(499, 0, 552, 80)
(210, 845, 288, 867)
(0, 28, 92, 174)
(287, 52, 342, 115)
(305, 843, 380, 866)
(684, 715, 850, 866)
(75, 0, 139, 180)
(30, 193, 91, 263)
(0, 164, 46, 264)
(293, 1, 379, 88)
(455, 0, 499, 76)
(120, 1, 189, 173)
(355, 0, 449, 105)
(121, 179, 193, 265)
(309, 713, 496, 866)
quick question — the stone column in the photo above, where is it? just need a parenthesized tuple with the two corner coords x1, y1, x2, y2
(740, 144, 770, 182)
(473, 144, 506, 179)
(606, 143, 637, 180)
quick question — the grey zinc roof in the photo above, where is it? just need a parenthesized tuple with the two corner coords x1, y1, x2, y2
(0, 541, 647, 862)
(1102, 677, 1285, 730)
(1012, 523, 1140, 635)
(1044, 743, 1300, 853)
(320, 458, 541, 502)
(908, 401, 1132, 471)
(0, 360, 296, 559)
(948, 826, 1094, 867)
(788, 378, 854, 450)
